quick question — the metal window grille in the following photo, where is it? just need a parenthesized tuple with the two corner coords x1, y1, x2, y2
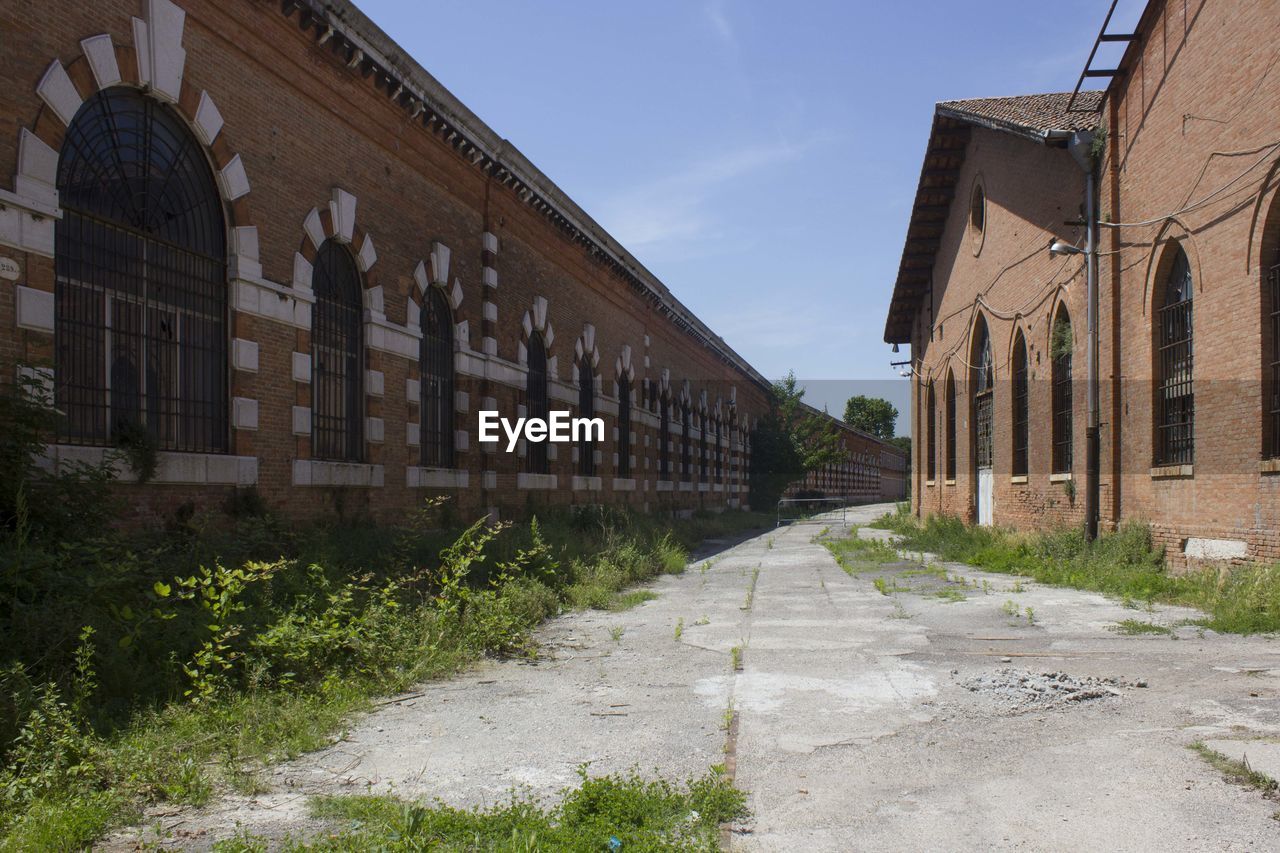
(526, 333, 548, 474)
(681, 402, 692, 480)
(54, 87, 228, 453)
(715, 418, 723, 482)
(659, 397, 670, 478)
(578, 357, 595, 476)
(973, 324, 994, 469)
(421, 287, 454, 468)
(945, 376, 957, 480)
(1012, 335, 1029, 476)
(1268, 259, 1280, 458)
(618, 377, 632, 478)
(312, 241, 364, 462)
(926, 382, 937, 480)
(1156, 249, 1194, 465)
(1052, 314, 1073, 473)
(699, 412, 708, 482)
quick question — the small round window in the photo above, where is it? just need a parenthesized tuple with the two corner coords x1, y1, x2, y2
(969, 180, 986, 254)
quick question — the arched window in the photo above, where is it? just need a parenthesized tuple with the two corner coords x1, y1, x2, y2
(972, 319, 994, 471)
(715, 416, 723, 482)
(926, 381, 937, 481)
(681, 401, 692, 481)
(578, 356, 595, 477)
(312, 240, 364, 462)
(1155, 245, 1194, 465)
(420, 287, 453, 469)
(699, 411, 708, 482)
(526, 332, 549, 474)
(1051, 308, 1073, 473)
(618, 376, 632, 478)
(945, 372, 957, 481)
(1268, 235, 1280, 459)
(1011, 332, 1029, 477)
(659, 395, 671, 479)
(55, 87, 227, 453)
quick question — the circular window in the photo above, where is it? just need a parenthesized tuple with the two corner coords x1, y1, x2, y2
(969, 180, 986, 255)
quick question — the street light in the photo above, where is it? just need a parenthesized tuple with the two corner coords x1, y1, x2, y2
(1049, 239, 1084, 256)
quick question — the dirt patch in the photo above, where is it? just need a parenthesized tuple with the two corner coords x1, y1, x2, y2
(960, 669, 1140, 713)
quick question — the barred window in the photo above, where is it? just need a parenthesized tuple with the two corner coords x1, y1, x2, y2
(681, 401, 692, 481)
(945, 373, 957, 481)
(659, 396, 671, 479)
(526, 332, 549, 474)
(312, 240, 364, 462)
(1011, 332, 1029, 477)
(1051, 309, 1073, 474)
(618, 376, 632, 478)
(55, 87, 228, 453)
(1155, 246, 1194, 465)
(578, 356, 595, 477)
(715, 416, 723, 482)
(972, 320, 993, 470)
(699, 411, 708, 482)
(420, 287, 454, 469)
(1266, 240, 1280, 458)
(926, 381, 937, 481)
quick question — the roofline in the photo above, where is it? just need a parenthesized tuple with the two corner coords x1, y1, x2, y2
(291, 0, 773, 392)
(796, 401, 907, 455)
(881, 97, 1101, 345)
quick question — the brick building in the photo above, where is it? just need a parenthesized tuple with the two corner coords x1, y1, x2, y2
(784, 404, 910, 503)
(0, 0, 904, 524)
(886, 0, 1280, 563)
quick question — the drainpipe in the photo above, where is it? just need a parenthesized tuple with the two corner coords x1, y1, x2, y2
(1068, 130, 1101, 542)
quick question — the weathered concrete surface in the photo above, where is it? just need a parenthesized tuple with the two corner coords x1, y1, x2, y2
(108, 504, 1280, 850)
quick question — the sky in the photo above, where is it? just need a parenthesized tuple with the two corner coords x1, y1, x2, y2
(356, 0, 1145, 436)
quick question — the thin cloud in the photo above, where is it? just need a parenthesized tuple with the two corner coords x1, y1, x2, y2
(704, 0, 736, 47)
(595, 139, 815, 251)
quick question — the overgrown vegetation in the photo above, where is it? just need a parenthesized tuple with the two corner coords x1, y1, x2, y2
(219, 767, 746, 851)
(748, 372, 846, 510)
(0, 372, 769, 848)
(823, 534, 900, 575)
(874, 511, 1280, 635)
(1190, 742, 1279, 797)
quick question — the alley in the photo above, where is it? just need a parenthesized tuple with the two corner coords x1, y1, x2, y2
(117, 504, 1280, 850)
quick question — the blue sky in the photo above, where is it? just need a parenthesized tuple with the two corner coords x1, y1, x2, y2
(358, 0, 1143, 435)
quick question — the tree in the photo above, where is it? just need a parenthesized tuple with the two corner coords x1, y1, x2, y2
(749, 373, 846, 508)
(844, 395, 898, 441)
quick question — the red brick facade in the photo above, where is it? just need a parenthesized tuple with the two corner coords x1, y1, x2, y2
(888, 0, 1280, 565)
(0, 0, 905, 524)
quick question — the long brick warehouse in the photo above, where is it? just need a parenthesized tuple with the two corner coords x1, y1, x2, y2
(0, 0, 906, 523)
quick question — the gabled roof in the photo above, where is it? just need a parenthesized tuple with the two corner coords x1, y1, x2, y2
(882, 92, 1102, 344)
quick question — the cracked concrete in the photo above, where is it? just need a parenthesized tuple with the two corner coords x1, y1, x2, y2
(107, 504, 1280, 850)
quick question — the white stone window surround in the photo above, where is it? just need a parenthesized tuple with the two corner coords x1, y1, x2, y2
(406, 467, 469, 489)
(292, 459, 384, 487)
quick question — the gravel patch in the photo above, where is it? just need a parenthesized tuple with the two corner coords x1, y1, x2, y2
(960, 668, 1140, 712)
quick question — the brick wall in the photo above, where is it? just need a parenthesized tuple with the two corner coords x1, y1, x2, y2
(0, 0, 851, 525)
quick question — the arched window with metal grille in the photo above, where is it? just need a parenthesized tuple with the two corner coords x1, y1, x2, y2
(945, 372, 957, 481)
(312, 240, 364, 462)
(55, 86, 228, 453)
(715, 415, 723, 482)
(681, 400, 692, 481)
(1051, 307, 1074, 474)
(1155, 245, 1194, 466)
(1268, 229, 1280, 459)
(1011, 331, 1029, 477)
(526, 332, 549, 474)
(578, 355, 595, 477)
(618, 376, 632, 478)
(699, 410, 708, 482)
(420, 287, 453, 469)
(659, 394, 671, 479)
(926, 381, 937, 481)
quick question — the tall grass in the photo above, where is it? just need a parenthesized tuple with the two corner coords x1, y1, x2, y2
(875, 512, 1280, 635)
(0, 502, 769, 849)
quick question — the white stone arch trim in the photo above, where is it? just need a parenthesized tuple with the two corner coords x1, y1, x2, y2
(408, 243, 465, 345)
(571, 324, 601, 392)
(517, 296, 557, 378)
(12, 0, 254, 260)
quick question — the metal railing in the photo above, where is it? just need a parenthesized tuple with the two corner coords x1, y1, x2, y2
(776, 497, 853, 527)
